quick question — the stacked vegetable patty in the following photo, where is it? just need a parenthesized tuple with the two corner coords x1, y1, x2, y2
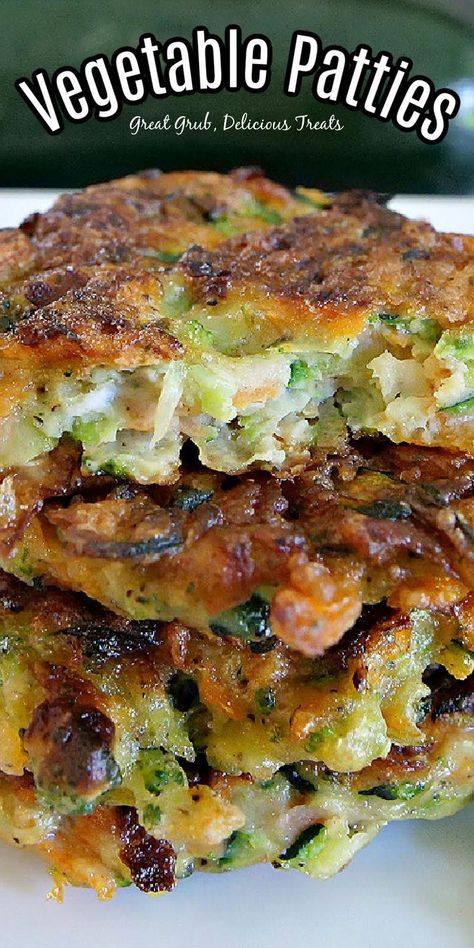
(0, 170, 472, 897)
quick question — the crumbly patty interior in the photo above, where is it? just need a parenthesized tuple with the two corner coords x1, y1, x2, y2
(2, 318, 472, 483)
(0, 571, 471, 897)
(1, 181, 474, 484)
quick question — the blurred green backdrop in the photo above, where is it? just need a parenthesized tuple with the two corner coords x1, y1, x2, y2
(1, 0, 473, 192)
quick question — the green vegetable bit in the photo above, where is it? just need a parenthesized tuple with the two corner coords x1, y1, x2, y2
(210, 593, 276, 653)
(171, 486, 214, 512)
(305, 725, 333, 753)
(162, 281, 192, 316)
(374, 312, 440, 342)
(95, 459, 130, 479)
(238, 198, 283, 225)
(439, 395, 474, 416)
(0, 312, 14, 332)
(256, 687, 276, 715)
(358, 781, 424, 801)
(143, 803, 162, 828)
(454, 513, 474, 546)
(177, 320, 215, 348)
(352, 500, 412, 520)
(155, 250, 182, 264)
(139, 748, 186, 795)
(210, 594, 276, 653)
(288, 359, 312, 388)
(278, 824, 326, 865)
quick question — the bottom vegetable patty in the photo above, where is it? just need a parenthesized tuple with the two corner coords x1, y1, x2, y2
(0, 572, 471, 896)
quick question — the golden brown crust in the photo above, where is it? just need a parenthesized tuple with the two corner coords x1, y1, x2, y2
(0, 566, 468, 734)
(22, 167, 302, 269)
(43, 475, 308, 621)
(0, 266, 182, 367)
(0, 228, 36, 288)
(0, 168, 313, 368)
(0, 441, 82, 556)
(24, 698, 119, 803)
(2, 184, 472, 373)
(5, 439, 474, 660)
(180, 191, 474, 333)
(118, 807, 176, 893)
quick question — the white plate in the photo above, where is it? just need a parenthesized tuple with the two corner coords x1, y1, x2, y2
(0, 191, 472, 948)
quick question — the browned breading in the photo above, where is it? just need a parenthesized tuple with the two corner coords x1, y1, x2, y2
(22, 167, 305, 271)
(42, 477, 309, 629)
(0, 266, 183, 368)
(0, 440, 82, 556)
(0, 228, 36, 289)
(118, 808, 176, 893)
(1, 185, 472, 374)
(24, 698, 119, 804)
(4, 439, 474, 658)
(179, 191, 474, 331)
(0, 167, 321, 367)
(0, 566, 470, 767)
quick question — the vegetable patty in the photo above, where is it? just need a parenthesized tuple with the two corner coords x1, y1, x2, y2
(1, 173, 474, 489)
(0, 571, 471, 897)
(5, 439, 474, 662)
(0, 170, 472, 898)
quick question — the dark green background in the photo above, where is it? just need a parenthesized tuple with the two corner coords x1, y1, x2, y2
(1, 0, 473, 192)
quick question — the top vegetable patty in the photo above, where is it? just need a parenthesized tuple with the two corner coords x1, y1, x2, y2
(1, 171, 474, 486)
